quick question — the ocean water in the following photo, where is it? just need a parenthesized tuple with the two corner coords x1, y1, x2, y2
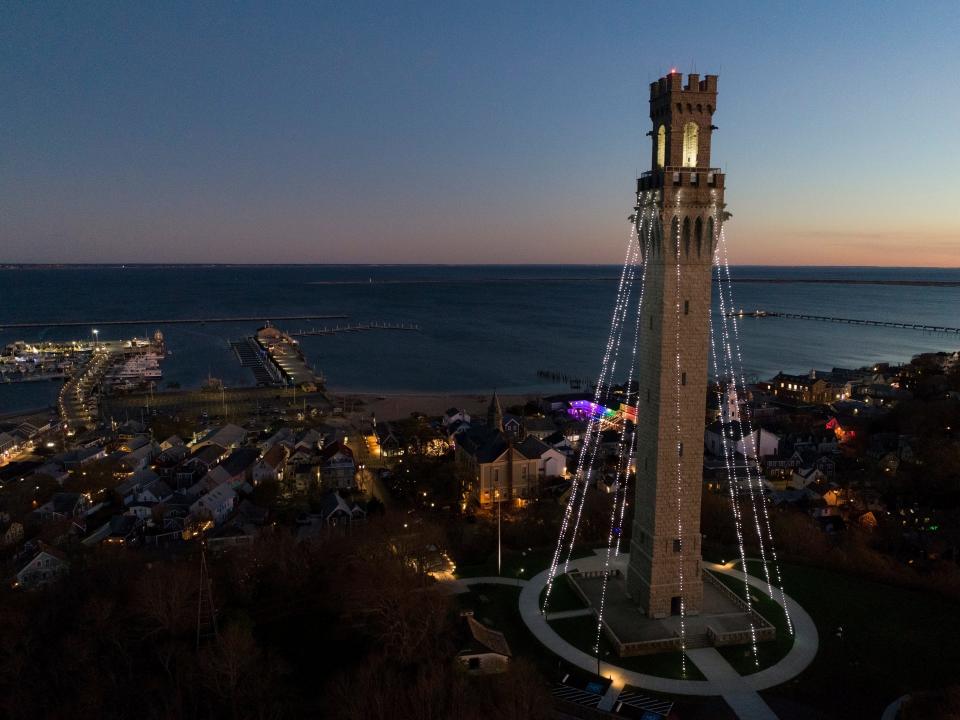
(1, 265, 958, 414)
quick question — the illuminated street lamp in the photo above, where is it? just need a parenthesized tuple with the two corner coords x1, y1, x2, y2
(91, 328, 99, 351)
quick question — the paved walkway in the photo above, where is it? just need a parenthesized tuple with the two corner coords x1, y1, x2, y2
(687, 648, 778, 720)
(446, 576, 529, 594)
(597, 679, 625, 712)
(513, 550, 819, 718)
(881, 695, 907, 720)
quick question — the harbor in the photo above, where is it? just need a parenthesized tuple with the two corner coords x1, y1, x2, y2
(232, 324, 320, 389)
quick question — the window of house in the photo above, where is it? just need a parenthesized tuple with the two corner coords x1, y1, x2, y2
(673, 538, 682, 553)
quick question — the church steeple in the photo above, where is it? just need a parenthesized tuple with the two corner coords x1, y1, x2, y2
(487, 390, 503, 431)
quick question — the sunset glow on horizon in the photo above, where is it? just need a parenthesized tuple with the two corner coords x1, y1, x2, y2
(2, 1, 958, 267)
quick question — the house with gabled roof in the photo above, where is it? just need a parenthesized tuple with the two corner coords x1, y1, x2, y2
(253, 444, 288, 484)
(14, 544, 69, 589)
(195, 424, 247, 450)
(316, 491, 366, 527)
(456, 425, 565, 508)
(443, 408, 471, 428)
(457, 615, 511, 674)
(189, 484, 237, 526)
(319, 441, 356, 490)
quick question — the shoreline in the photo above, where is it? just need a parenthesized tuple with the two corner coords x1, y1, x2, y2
(326, 389, 548, 420)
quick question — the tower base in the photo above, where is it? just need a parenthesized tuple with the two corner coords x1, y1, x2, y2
(566, 567, 775, 657)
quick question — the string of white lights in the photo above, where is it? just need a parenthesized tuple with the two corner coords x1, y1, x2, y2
(716, 228, 794, 633)
(592, 202, 655, 658)
(614, 203, 654, 557)
(708, 303, 759, 663)
(671, 206, 687, 676)
(710, 235, 764, 665)
(543, 221, 641, 612)
(561, 235, 641, 573)
(712, 244, 774, 603)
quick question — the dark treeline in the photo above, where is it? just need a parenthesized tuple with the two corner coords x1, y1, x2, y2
(0, 516, 551, 720)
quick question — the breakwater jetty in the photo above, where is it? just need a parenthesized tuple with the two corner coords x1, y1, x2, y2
(289, 321, 420, 336)
(0, 314, 348, 330)
(729, 309, 960, 334)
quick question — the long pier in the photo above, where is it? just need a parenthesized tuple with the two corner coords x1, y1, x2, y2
(729, 309, 960, 334)
(289, 322, 420, 337)
(0, 314, 348, 330)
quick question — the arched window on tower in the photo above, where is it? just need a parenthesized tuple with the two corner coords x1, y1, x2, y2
(656, 125, 666, 168)
(682, 122, 698, 167)
(707, 217, 715, 257)
(682, 217, 691, 258)
(694, 217, 703, 257)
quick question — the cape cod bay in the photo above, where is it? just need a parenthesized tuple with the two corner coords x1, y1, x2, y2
(2, 264, 958, 414)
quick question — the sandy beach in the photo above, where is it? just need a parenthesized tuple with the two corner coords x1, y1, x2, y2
(326, 390, 543, 421)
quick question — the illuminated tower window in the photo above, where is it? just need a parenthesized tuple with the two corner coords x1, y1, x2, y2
(657, 125, 666, 168)
(682, 122, 698, 167)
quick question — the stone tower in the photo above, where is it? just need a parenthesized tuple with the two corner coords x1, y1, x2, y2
(625, 72, 724, 618)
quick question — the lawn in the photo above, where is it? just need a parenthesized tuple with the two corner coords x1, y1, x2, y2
(455, 545, 597, 580)
(456, 582, 705, 684)
(539, 573, 588, 612)
(738, 561, 960, 719)
(456, 583, 568, 678)
(707, 569, 796, 674)
(548, 615, 706, 681)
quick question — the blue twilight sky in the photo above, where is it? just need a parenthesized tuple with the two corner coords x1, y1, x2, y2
(2, 1, 959, 266)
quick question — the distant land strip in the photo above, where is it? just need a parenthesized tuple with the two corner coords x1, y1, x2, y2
(306, 277, 960, 287)
(0, 314, 348, 330)
(730, 278, 960, 287)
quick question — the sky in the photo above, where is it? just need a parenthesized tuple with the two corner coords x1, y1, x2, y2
(2, 1, 959, 266)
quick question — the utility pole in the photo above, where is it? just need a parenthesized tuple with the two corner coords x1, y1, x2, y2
(496, 488, 501, 576)
(196, 538, 219, 650)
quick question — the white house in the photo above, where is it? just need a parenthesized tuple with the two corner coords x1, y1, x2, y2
(443, 408, 471, 428)
(118, 441, 160, 474)
(195, 424, 247, 450)
(790, 467, 828, 490)
(319, 441, 356, 490)
(190, 484, 238, 525)
(457, 616, 511, 674)
(15, 546, 69, 589)
(252, 444, 288, 484)
(705, 422, 780, 461)
(317, 492, 367, 526)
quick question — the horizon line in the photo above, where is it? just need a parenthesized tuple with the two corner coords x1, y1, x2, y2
(1, 262, 958, 270)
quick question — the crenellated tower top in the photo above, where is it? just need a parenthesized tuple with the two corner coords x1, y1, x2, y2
(638, 70, 723, 196)
(648, 71, 718, 172)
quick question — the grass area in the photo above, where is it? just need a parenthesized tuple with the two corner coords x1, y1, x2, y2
(737, 561, 960, 719)
(455, 583, 572, 679)
(455, 545, 596, 580)
(548, 615, 706, 681)
(707, 570, 795, 675)
(539, 573, 588, 612)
